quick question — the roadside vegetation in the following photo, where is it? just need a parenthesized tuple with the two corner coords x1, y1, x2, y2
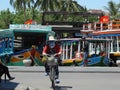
(0, 0, 119, 29)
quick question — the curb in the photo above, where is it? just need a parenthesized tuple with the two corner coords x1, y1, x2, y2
(8, 66, 120, 73)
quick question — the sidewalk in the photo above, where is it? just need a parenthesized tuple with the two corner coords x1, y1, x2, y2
(9, 66, 120, 73)
(1, 66, 120, 90)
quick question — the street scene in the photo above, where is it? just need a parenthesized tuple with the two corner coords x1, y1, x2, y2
(1, 0, 120, 90)
(0, 66, 120, 90)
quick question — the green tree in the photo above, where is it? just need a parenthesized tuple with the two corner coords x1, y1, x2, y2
(35, 0, 61, 11)
(10, 0, 35, 21)
(0, 9, 14, 29)
(60, 0, 86, 12)
(104, 1, 120, 20)
(12, 11, 25, 24)
(58, 0, 87, 22)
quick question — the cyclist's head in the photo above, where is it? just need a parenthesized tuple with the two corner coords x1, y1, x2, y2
(48, 35, 55, 40)
(48, 41, 55, 49)
(48, 36, 56, 49)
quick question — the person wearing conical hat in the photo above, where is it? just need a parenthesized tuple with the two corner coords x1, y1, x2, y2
(42, 36, 62, 83)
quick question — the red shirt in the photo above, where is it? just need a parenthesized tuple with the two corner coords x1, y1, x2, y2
(42, 43, 62, 55)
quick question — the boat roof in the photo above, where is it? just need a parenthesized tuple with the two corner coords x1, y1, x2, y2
(93, 34, 120, 38)
(9, 24, 52, 33)
(0, 29, 14, 38)
(59, 38, 112, 43)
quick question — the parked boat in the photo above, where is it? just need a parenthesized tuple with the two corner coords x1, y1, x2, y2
(0, 29, 14, 63)
(8, 48, 43, 66)
(82, 20, 120, 66)
(59, 38, 112, 66)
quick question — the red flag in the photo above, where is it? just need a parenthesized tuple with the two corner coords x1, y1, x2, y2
(99, 16, 109, 23)
(24, 19, 33, 24)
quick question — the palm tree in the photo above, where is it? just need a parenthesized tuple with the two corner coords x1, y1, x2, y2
(104, 1, 120, 20)
(35, 0, 61, 12)
(58, 0, 87, 21)
(60, 0, 86, 12)
(10, 0, 35, 21)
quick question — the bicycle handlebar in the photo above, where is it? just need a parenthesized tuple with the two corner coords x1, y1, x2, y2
(44, 53, 58, 57)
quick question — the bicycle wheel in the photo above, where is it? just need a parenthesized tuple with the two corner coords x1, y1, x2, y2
(49, 66, 55, 88)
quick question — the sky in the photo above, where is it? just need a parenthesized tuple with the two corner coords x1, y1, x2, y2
(77, 0, 120, 10)
(0, 0, 14, 11)
(0, 0, 120, 12)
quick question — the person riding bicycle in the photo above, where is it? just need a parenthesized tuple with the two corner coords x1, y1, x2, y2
(42, 36, 62, 83)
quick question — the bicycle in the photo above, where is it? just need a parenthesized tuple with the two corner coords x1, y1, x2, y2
(46, 54, 58, 89)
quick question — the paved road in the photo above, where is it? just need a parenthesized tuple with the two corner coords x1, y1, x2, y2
(0, 66, 120, 90)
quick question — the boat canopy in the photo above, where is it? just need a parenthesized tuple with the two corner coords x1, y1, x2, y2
(93, 34, 120, 38)
(0, 29, 13, 38)
(60, 38, 112, 43)
(0, 29, 14, 56)
(59, 38, 112, 60)
(9, 24, 52, 33)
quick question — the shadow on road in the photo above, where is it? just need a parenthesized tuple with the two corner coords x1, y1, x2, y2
(54, 85, 72, 90)
(0, 80, 19, 90)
